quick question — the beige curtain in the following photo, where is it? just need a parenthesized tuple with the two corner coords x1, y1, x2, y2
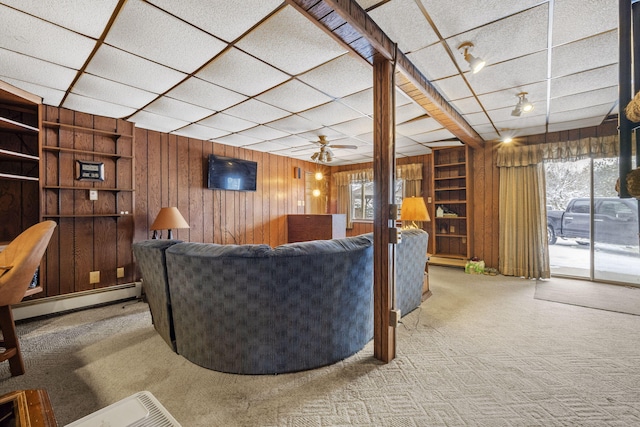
(337, 183, 353, 229)
(397, 163, 422, 197)
(498, 163, 550, 279)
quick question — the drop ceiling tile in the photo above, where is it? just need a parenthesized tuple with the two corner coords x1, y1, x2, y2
(215, 133, 262, 147)
(450, 97, 484, 115)
(2, 0, 119, 38)
(296, 127, 348, 143)
(244, 140, 289, 152)
(166, 78, 247, 112)
(224, 99, 290, 124)
(550, 86, 617, 114)
(408, 42, 459, 81)
(395, 136, 422, 148)
(368, 0, 439, 53)
(197, 47, 289, 96)
(130, 110, 190, 133)
(198, 113, 257, 133)
(548, 117, 605, 133)
(505, 125, 547, 139)
(356, 0, 386, 10)
(446, 4, 548, 70)
(144, 97, 213, 122)
(396, 104, 428, 124)
(329, 117, 373, 137)
(396, 145, 432, 156)
(172, 124, 229, 140)
(410, 129, 457, 144)
(462, 111, 491, 126)
(421, 0, 542, 38)
(431, 75, 473, 101)
(236, 5, 347, 75)
(0, 5, 96, 69)
(298, 102, 365, 126)
(477, 81, 548, 111)
(340, 89, 374, 115)
(464, 51, 548, 96)
(266, 115, 322, 134)
(239, 125, 289, 141)
(396, 117, 442, 136)
(423, 140, 463, 148)
(72, 74, 157, 109)
(105, 0, 226, 73)
(553, 0, 617, 46)
(0, 48, 77, 93)
(61, 94, 135, 119)
(490, 104, 548, 125)
(257, 80, 333, 113)
(0, 77, 64, 106)
(547, 102, 613, 124)
(551, 30, 617, 78)
(269, 135, 310, 148)
(298, 54, 372, 99)
(146, 0, 282, 42)
(550, 64, 618, 99)
(86, 45, 187, 93)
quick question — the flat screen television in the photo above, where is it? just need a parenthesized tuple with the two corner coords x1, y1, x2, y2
(207, 154, 257, 192)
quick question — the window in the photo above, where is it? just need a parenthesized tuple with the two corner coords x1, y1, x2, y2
(351, 179, 404, 220)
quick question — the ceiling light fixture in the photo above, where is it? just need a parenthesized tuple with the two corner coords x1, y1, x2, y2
(457, 41, 486, 74)
(511, 92, 534, 117)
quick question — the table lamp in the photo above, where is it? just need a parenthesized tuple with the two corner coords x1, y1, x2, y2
(150, 207, 189, 239)
(400, 197, 430, 229)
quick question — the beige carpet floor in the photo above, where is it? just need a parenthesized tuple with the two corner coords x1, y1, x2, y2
(1, 267, 640, 426)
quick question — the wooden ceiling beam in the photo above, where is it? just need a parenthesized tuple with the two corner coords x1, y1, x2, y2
(287, 0, 484, 149)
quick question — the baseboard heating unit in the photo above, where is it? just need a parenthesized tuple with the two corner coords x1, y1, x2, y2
(65, 391, 181, 427)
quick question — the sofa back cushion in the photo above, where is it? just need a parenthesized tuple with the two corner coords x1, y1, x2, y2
(132, 239, 183, 351)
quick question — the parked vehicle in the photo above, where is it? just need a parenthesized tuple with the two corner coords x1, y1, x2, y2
(547, 197, 639, 246)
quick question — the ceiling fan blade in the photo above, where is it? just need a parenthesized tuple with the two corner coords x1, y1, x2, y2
(329, 144, 358, 150)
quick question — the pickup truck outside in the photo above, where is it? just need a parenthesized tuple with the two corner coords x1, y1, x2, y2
(547, 197, 639, 246)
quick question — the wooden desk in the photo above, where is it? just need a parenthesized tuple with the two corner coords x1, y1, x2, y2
(0, 389, 57, 426)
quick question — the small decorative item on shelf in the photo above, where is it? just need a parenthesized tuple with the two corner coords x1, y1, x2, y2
(436, 206, 444, 217)
(439, 225, 448, 234)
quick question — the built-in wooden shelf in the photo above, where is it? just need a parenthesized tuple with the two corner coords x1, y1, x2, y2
(0, 148, 39, 162)
(0, 116, 39, 133)
(0, 172, 38, 182)
(42, 146, 132, 159)
(42, 120, 133, 139)
(43, 185, 134, 192)
(43, 214, 128, 219)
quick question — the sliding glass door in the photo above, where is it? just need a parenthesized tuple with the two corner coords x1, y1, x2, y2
(546, 157, 640, 285)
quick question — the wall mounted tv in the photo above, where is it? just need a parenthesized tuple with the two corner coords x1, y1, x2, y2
(207, 154, 257, 192)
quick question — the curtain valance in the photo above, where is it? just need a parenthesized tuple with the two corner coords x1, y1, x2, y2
(496, 135, 620, 167)
(332, 164, 422, 185)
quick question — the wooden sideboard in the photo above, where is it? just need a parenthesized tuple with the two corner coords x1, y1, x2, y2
(287, 214, 346, 243)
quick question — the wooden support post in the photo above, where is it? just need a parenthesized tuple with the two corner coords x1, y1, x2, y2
(619, 0, 633, 198)
(372, 52, 396, 363)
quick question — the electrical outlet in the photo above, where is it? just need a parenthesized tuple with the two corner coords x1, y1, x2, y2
(427, 196, 432, 203)
(116, 267, 125, 278)
(89, 271, 100, 284)
(389, 309, 401, 327)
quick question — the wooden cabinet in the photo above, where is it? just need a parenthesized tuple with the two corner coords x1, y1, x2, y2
(430, 146, 472, 266)
(287, 214, 346, 243)
(0, 81, 41, 243)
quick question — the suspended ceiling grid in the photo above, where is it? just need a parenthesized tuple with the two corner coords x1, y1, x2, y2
(0, 0, 619, 165)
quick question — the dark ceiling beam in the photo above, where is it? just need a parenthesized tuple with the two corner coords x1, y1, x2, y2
(287, 0, 484, 149)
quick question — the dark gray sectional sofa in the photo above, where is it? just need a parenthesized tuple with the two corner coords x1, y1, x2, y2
(132, 229, 428, 375)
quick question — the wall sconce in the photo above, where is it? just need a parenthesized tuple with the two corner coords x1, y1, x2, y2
(457, 41, 486, 74)
(400, 196, 430, 229)
(150, 207, 189, 239)
(511, 92, 534, 117)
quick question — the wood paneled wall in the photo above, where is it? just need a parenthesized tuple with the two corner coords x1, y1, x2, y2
(40, 106, 135, 298)
(134, 128, 317, 248)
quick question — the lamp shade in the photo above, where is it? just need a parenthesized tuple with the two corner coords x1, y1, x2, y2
(150, 207, 189, 231)
(400, 197, 430, 222)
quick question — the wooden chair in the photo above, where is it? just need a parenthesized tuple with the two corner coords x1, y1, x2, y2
(0, 221, 56, 376)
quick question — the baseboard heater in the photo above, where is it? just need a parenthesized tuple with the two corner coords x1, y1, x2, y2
(13, 282, 142, 321)
(65, 391, 181, 426)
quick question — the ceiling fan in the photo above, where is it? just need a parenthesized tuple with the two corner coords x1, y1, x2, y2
(310, 135, 357, 163)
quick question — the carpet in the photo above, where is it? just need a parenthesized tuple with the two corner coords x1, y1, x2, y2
(1, 267, 640, 426)
(534, 277, 640, 316)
